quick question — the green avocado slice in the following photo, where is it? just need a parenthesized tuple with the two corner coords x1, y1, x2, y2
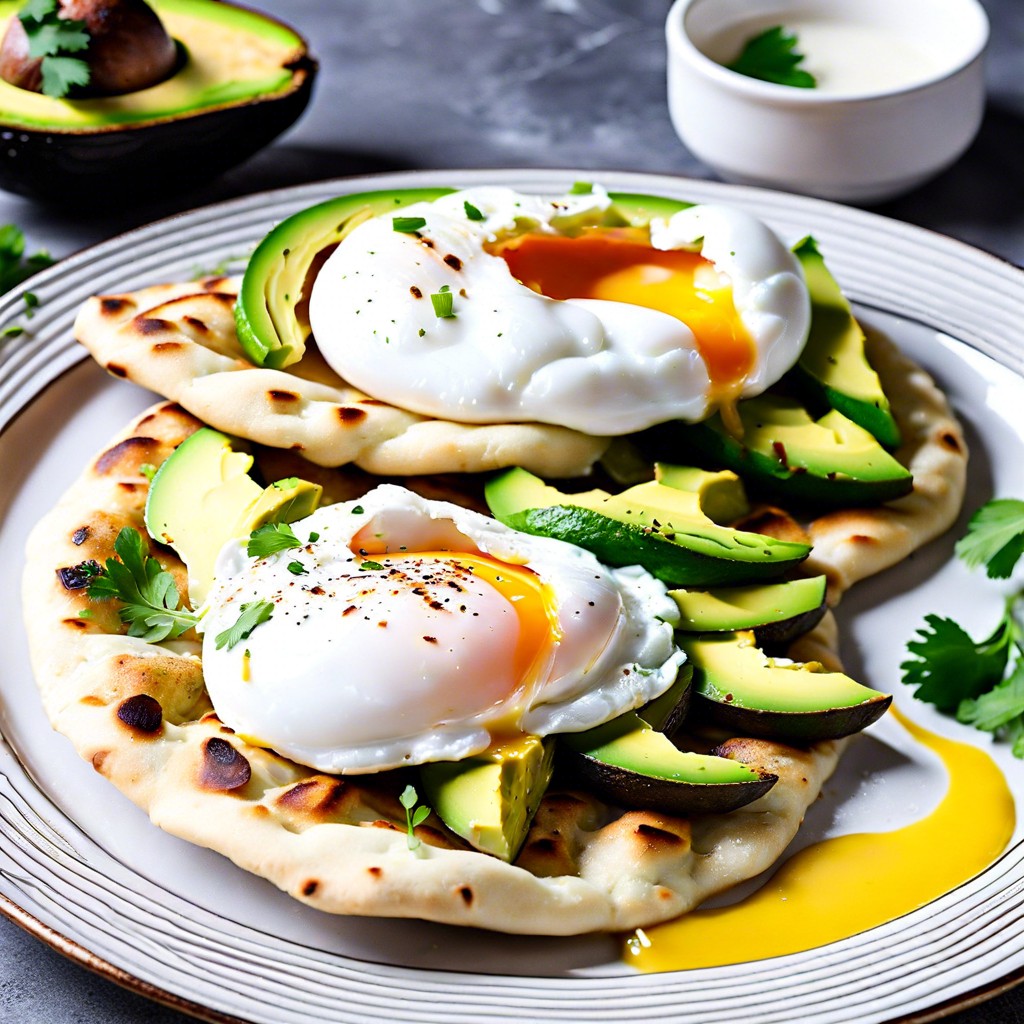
(605, 191, 692, 225)
(653, 463, 750, 524)
(419, 735, 555, 862)
(670, 576, 827, 646)
(559, 670, 778, 815)
(794, 237, 901, 449)
(144, 427, 321, 604)
(235, 187, 456, 369)
(485, 468, 810, 588)
(674, 395, 913, 506)
(682, 630, 892, 743)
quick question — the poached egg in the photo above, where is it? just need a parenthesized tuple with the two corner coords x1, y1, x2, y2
(199, 486, 683, 774)
(308, 186, 810, 436)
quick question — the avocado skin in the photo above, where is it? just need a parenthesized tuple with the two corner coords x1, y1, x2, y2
(671, 576, 828, 648)
(794, 237, 901, 449)
(236, 187, 455, 369)
(560, 747, 777, 816)
(668, 400, 913, 507)
(0, 2, 316, 204)
(559, 673, 778, 816)
(487, 468, 810, 588)
(683, 631, 892, 744)
(504, 504, 807, 588)
(753, 602, 828, 650)
(693, 693, 891, 745)
(0, 81, 313, 204)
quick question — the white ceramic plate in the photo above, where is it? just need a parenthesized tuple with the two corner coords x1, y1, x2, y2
(2, 170, 1024, 1024)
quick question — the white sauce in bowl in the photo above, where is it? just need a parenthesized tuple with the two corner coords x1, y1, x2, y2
(706, 16, 946, 95)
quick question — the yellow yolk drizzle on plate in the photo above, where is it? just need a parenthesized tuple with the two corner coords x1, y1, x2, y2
(497, 229, 756, 408)
(626, 707, 1014, 971)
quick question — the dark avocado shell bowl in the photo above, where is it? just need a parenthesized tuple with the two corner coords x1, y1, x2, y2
(0, 0, 316, 204)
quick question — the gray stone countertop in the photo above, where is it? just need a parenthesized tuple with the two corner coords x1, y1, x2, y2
(1, 1, 1023, 1021)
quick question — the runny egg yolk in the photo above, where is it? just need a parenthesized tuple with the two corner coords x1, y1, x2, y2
(497, 228, 756, 405)
(355, 545, 564, 723)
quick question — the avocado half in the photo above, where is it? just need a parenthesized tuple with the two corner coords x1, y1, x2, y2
(0, 0, 316, 203)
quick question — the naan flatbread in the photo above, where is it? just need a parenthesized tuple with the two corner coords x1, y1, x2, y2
(73, 279, 608, 478)
(25, 273, 966, 934)
(24, 402, 845, 935)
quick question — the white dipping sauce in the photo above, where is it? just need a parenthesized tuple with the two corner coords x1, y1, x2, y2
(709, 17, 945, 94)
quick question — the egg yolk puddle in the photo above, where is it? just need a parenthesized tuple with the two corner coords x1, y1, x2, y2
(364, 550, 563, 703)
(625, 707, 1014, 972)
(497, 229, 755, 405)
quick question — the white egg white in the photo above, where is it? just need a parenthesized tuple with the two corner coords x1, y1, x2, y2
(199, 486, 684, 774)
(308, 186, 810, 436)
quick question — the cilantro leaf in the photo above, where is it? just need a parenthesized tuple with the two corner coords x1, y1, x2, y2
(40, 55, 89, 97)
(957, 660, 1024, 733)
(901, 613, 1013, 712)
(86, 527, 199, 642)
(18, 0, 56, 22)
(215, 600, 274, 651)
(0, 224, 54, 294)
(17, 0, 91, 98)
(956, 499, 1024, 579)
(726, 26, 817, 89)
(26, 17, 89, 58)
(247, 522, 302, 559)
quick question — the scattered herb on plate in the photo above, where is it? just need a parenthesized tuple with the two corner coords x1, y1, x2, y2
(903, 498, 1024, 755)
(0, 223, 54, 295)
(399, 784, 431, 851)
(87, 526, 199, 642)
(726, 25, 817, 89)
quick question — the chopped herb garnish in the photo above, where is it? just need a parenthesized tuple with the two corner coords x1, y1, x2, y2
(360, 560, 384, 571)
(286, 560, 307, 576)
(18, 0, 91, 98)
(215, 600, 274, 651)
(1, 326, 24, 338)
(139, 463, 157, 483)
(431, 285, 455, 319)
(726, 25, 817, 89)
(86, 527, 199, 642)
(23, 291, 39, 317)
(351, 505, 364, 515)
(464, 201, 485, 221)
(393, 216, 427, 234)
(0, 223, 54, 294)
(272, 476, 300, 490)
(904, 497, 1024, 756)
(418, 327, 426, 337)
(399, 784, 431, 851)
(247, 522, 303, 558)
(308, 531, 320, 543)
(569, 181, 594, 195)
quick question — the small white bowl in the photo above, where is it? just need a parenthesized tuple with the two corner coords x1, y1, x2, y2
(665, 0, 989, 203)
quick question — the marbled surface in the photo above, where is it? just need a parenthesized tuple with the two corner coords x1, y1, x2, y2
(1, 1, 1023, 1021)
